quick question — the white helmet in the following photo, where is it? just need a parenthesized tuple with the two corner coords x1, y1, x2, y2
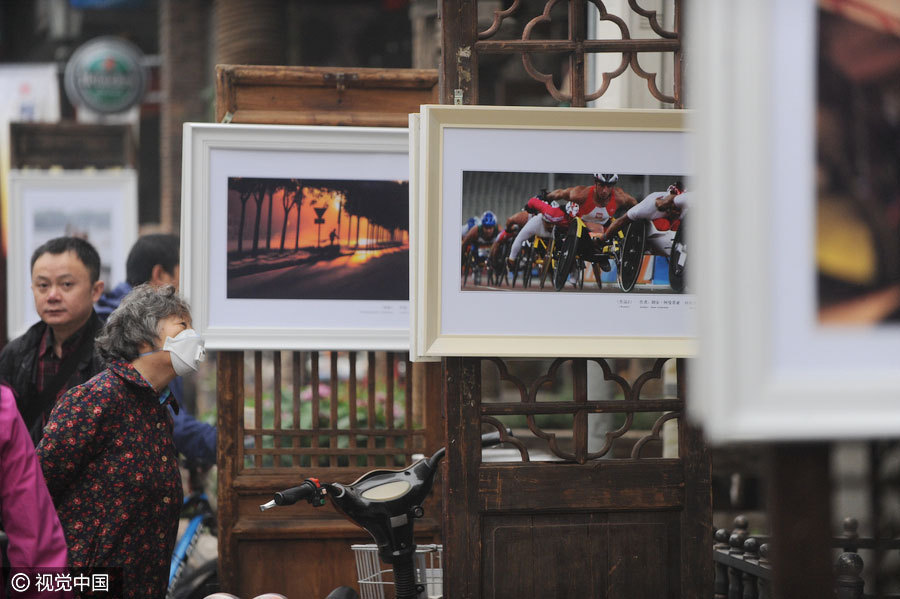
(593, 173, 619, 185)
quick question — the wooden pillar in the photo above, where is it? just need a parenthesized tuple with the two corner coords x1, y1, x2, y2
(215, 351, 243, 593)
(416, 360, 444, 454)
(213, 0, 287, 66)
(159, 0, 209, 232)
(442, 357, 482, 599)
(439, 0, 478, 105)
(678, 359, 714, 598)
(768, 443, 833, 598)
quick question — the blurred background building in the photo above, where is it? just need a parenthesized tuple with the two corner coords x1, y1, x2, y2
(0, 0, 675, 235)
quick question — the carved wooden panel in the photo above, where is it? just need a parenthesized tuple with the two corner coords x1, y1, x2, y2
(218, 351, 442, 598)
(441, 0, 683, 107)
(442, 357, 711, 599)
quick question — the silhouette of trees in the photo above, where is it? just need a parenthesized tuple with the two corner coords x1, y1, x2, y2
(330, 180, 408, 250)
(231, 178, 262, 254)
(280, 179, 302, 250)
(265, 183, 276, 251)
(230, 177, 408, 256)
(251, 180, 273, 255)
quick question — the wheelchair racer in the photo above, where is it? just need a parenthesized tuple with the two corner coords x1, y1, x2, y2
(506, 194, 565, 267)
(544, 173, 637, 231)
(599, 182, 690, 256)
(488, 215, 525, 265)
(508, 174, 637, 270)
(461, 210, 500, 267)
(461, 215, 480, 238)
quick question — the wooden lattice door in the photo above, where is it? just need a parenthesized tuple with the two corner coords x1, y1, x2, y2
(217, 351, 442, 598)
(443, 357, 711, 598)
(438, 2, 709, 596)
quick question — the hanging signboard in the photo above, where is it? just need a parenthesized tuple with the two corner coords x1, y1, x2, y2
(64, 36, 147, 114)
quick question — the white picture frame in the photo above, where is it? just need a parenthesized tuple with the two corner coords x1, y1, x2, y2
(413, 105, 695, 359)
(408, 112, 439, 362)
(690, 0, 900, 441)
(6, 169, 137, 338)
(180, 123, 410, 351)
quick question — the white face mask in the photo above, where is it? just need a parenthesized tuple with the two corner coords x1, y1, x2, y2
(162, 329, 206, 376)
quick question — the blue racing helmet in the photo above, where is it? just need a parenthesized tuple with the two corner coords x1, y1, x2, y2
(481, 211, 497, 227)
(466, 216, 477, 228)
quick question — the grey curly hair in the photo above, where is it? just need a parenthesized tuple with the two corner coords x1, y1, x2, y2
(95, 283, 192, 362)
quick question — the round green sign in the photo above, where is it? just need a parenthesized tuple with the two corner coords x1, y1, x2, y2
(64, 36, 147, 114)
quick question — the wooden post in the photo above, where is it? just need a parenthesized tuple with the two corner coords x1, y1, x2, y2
(215, 350, 243, 593)
(440, 0, 477, 105)
(768, 443, 833, 598)
(714, 528, 730, 599)
(678, 358, 714, 598)
(834, 552, 865, 599)
(442, 357, 481, 599)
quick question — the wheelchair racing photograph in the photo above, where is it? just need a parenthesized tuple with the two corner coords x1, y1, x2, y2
(460, 171, 691, 294)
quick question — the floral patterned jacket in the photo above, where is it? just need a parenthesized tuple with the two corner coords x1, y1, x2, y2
(38, 360, 182, 599)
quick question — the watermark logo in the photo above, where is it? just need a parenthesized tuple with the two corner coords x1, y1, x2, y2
(3, 567, 122, 597)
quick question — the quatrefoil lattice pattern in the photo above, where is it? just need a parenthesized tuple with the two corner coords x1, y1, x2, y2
(474, 0, 681, 106)
(478, 357, 683, 464)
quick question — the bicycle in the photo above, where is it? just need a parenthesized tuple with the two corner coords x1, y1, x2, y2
(169, 464, 219, 599)
(213, 429, 512, 599)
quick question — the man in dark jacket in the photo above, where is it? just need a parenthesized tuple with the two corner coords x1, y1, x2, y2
(96, 233, 217, 466)
(0, 236, 106, 445)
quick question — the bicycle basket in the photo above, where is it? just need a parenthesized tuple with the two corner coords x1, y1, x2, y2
(351, 544, 443, 599)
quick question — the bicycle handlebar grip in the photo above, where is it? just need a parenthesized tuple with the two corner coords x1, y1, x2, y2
(274, 481, 316, 506)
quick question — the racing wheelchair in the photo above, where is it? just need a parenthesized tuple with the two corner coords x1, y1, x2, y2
(551, 215, 685, 293)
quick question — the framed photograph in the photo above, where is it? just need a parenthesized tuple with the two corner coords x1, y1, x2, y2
(690, 0, 900, 441)
(413, 105, 694, 359)
(6, 169, 137, 337)
(180, 123, 410, 350)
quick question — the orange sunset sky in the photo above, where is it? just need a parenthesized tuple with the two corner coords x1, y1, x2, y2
(226, 181, 408, 252)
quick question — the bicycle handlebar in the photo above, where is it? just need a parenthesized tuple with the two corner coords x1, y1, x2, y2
(275, 480, 317, 506)
(260, 479, 324, 512)
(260, 429, 511, 513)
(258, 429, 511, 598)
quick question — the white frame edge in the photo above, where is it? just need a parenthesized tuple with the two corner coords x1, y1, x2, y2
(180, 122, 412, 352)
(416, 104, 695, 359)
(690, 0, 900, 442)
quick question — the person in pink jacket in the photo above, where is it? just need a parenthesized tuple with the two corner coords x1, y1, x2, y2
(1, 383, 68, 592)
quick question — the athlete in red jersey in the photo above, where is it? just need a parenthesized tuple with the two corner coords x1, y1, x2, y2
(544, 173, 637, 233)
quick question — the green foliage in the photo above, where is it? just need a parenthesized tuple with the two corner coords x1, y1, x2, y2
(243, 379, 413, 470)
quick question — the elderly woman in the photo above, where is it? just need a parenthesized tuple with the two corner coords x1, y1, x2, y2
(37, 284, 206, 598)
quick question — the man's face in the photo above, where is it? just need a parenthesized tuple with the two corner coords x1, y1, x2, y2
(656, 197, 682, 219)
(483, 224, 497, 238)
(153, 264, 180, 292)
(594, 180, 612, 200)
(31, 250, 104, 331)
